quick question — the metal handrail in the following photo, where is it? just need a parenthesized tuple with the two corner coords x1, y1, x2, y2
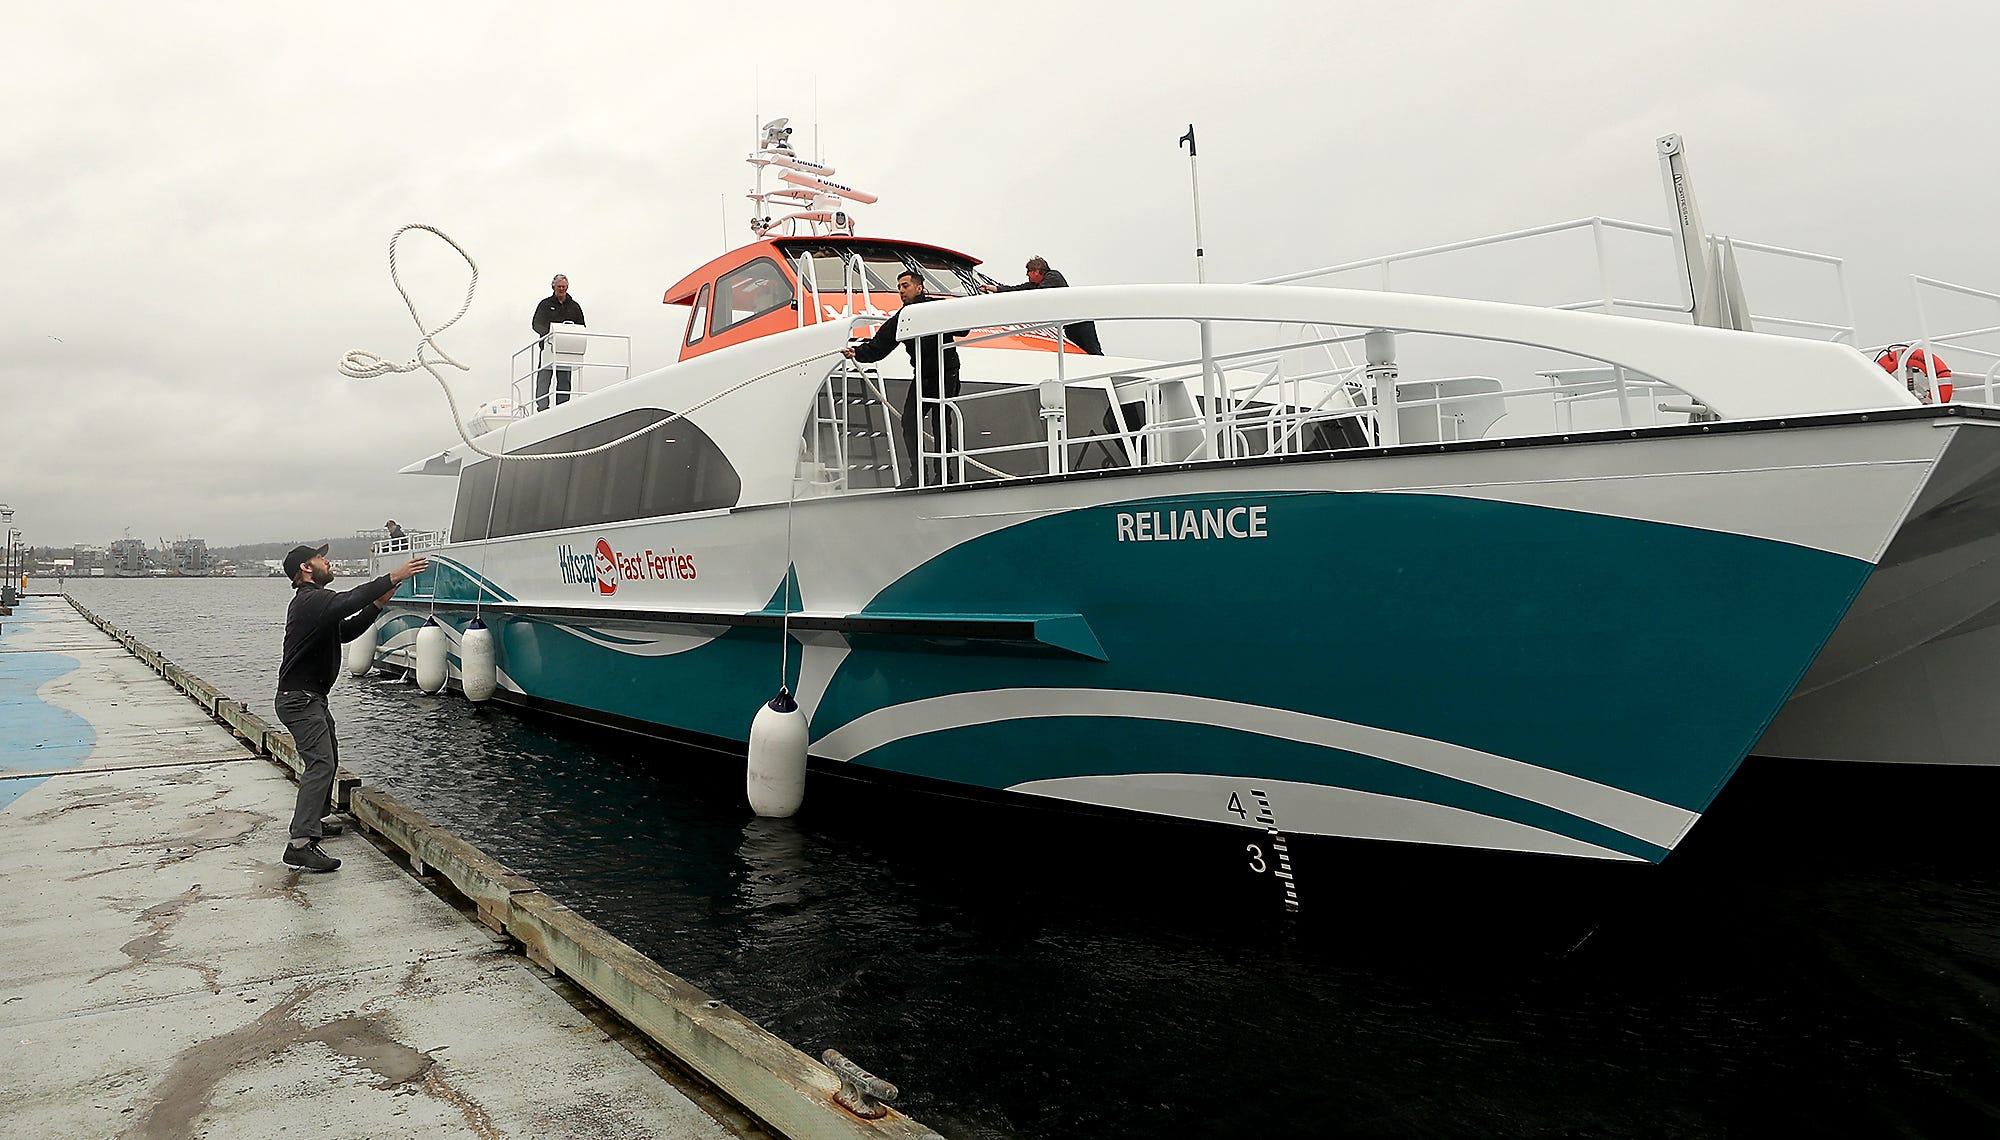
(817, 291, 1811, 492)
(1254, 215, 1857, 346)
(1254, 217, 1674, 286)
(508, 330, 635, 414)
(371, 529, 448, 557)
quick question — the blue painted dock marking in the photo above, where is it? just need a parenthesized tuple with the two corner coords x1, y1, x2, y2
(0, 605, 95, 812)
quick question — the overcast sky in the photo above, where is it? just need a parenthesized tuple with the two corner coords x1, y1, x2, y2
(5, 1, 1996, 547)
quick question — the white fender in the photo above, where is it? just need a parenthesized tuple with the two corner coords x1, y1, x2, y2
(414, 618, 448, 694)
(344, 619, 377, 677)
(460, 619, 496, 703)
(746, 689, 809, 818)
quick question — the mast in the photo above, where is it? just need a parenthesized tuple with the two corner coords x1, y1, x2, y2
(747, 118, 877, 240)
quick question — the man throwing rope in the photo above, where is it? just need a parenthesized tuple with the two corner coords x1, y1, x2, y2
(274, 544, 427, 873)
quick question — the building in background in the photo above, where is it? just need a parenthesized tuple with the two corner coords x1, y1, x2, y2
(109, 538, 149, 576)
(164, 538, 209, 577)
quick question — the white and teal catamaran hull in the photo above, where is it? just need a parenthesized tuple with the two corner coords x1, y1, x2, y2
(370, 409, 1984, 864)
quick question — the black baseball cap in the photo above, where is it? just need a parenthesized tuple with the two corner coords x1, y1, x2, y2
(283, 543, 329, 582)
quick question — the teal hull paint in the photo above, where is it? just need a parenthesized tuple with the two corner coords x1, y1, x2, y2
(816, 491, 1873, 815)
(392, 612, 790, 743)
(755, 567, 802, 615)
(501, 620, 792, 742)
(379, 612, 427, 641)
(412, 557, 517, 604)
(395, 489, 1871, 858)
(854, 716, 1670, 861)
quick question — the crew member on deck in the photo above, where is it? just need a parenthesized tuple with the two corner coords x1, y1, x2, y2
(980, 255, 1104, 355)
(531, 274, 586, 411)
(844, 270, 963, 488)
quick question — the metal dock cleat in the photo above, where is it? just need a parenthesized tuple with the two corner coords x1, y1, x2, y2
(821, 1048, 898, 1119)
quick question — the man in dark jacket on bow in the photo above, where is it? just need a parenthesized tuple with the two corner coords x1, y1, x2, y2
(843, 269, 963, 488)
(273, 543, 428, 873)
(980, 255, 1104, 355)
(531, 273, 586, 410)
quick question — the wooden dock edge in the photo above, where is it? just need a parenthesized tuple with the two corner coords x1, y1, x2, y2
(60, 595, 941, 1140)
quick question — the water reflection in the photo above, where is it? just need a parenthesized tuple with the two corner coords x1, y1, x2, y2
(737, 817, 810, 912)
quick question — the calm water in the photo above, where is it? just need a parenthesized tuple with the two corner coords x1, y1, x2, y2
(54, 578, 2000, 1137)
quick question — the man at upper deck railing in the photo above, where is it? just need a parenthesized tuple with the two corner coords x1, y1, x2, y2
(531, 274, 586, 411)
(980, 255, 1105, 356)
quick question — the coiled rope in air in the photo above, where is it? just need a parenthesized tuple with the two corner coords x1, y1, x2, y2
(338, 223, 845, 462)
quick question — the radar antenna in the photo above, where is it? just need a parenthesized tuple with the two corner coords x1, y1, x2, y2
(746, 116, 879, 239)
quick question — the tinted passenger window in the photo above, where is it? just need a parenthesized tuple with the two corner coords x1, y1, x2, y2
(450, 460, 499, 541)
(638, 424, 741, 517)
(561, 420, 621, 524)
(493, 458, 540, 538)
(456, 409, 743, 539)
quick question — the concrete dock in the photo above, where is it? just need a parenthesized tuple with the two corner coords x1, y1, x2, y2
(0, 596, 933, 1139)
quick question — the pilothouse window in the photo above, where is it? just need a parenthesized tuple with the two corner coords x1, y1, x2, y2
(710, 258, 794, 336)
(789, 248, 897, 294)
(781, 242, 984, 299)
(909, 254, 979, 297)
(685, 283, 710, 346)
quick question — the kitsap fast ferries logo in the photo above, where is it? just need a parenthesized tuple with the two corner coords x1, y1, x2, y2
(557, 538, 698, 595)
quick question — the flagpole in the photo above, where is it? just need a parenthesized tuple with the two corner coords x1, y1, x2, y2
(1181, 124, 1223, 456)
(1179, 124, 1207, 284)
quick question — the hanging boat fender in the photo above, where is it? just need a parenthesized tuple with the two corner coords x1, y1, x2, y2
(414, 617, 448, 694)
(746, 687, 809, 818)
(460, 618, 496, 704)
(344, 618, 378, 677)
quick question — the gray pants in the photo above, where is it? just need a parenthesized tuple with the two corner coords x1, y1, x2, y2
(275, 691, 337, 840)
(534, 365, 572, 411)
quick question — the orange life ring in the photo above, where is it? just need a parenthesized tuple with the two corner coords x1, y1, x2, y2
(1876, 345, 1952, 403)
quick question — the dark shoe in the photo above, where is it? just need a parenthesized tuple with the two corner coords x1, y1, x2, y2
(319, 816, 345, 836)
(282, 841, 341, 873)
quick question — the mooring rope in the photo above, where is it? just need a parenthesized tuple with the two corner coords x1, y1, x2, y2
(337, 223, 846, 463)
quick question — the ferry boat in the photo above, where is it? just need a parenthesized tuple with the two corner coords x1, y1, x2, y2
(359, 126, 2000, 865)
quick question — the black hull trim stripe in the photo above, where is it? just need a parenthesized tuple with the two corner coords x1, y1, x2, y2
(407, 601, 1108, 658)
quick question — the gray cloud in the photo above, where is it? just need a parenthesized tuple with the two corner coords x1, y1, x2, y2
(6, 1, 1996, 544)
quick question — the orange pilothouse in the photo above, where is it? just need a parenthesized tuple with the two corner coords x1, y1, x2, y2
(663, 118, 1075, 361)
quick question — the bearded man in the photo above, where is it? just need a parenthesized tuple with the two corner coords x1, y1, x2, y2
(273, 543, 427, 872)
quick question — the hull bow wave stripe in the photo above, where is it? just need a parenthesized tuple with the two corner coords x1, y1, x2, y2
(811, 687, 1699, 849)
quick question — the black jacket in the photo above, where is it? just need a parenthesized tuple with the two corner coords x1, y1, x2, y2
(277, 575, 392, 696)
(995, 267, 1071, 291)
(850, 295, 961, 389)
(532, 294, 586, 338)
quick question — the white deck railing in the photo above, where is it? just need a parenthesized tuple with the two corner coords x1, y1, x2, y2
(1912, 275, 2000, 406)
(371, 529, 448, 558)
(508, 330, 633, 415)
(1254, 217, 1859, 346)
(798, 281, 1910, 493)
